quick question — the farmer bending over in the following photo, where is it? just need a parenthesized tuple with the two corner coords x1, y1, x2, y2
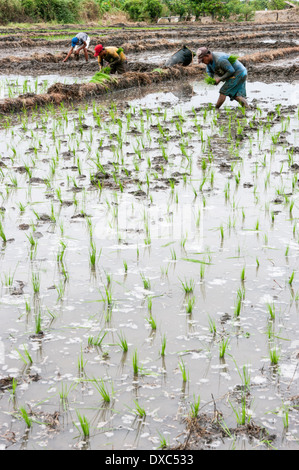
(94, 45, 127, 74)
(197, 47, 249, 109)
(63, 32, 90, 63)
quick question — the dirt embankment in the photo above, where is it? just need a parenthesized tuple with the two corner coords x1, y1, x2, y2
(0, 65, 205, 114)
(0, 60, 297, 115)
(0, 44, 298, 77)
(0, 23, 297, 43)
(240, 46, 299, 64)
(0, 25, 297, 50)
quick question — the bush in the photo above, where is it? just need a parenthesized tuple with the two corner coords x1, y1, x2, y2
(33, 0, 81, 23)
(79, 0, 101, 22)
(123, 0, 163, 21)
(0, 0, 25, 24)
(122, 0, 143, 20)
(21, 0, 37, 19)
(142, 0, 163, 21)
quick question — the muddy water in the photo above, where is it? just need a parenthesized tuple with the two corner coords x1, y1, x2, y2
(0, 78, 298, 450)
(0, 75, 89, 99)
(0, 47, 62, 60)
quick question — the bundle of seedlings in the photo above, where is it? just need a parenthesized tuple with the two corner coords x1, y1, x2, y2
(90, 67, 116, 84)
(204, 74, 216, 85)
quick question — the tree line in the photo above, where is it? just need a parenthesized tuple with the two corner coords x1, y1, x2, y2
(0, 0, 295, 25)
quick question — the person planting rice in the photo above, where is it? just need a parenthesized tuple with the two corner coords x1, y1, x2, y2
(197, 47, 249, 109)
(63, 32, 90, 63)
(94, 44, 127, 74)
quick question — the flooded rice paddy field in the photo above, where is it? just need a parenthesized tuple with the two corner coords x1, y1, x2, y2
(0, 78, 298, 450)
(0, 75, 83, 100)
(0, 21, 298, 451)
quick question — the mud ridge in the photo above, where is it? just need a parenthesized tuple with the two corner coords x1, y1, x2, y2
(0, 65, 204, 113)
(0, 27, 298, 50)
(1, 46, 298, 77)
(0, 21, 298, 36)
(240, 46, 299, 64)
(0, 47, 298, 113)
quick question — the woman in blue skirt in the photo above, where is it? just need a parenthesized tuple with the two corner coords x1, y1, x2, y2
(197, 46, 249, 109)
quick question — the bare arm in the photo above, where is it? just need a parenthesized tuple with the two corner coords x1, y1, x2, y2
(74, 41, 87, 55)
(98, 56, 103, 70)
(62, 47, 74, 63)
(217, 59, 235, 82)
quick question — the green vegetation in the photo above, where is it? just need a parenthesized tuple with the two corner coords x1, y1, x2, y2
(228, 54, 238, 64)
(205, 74, 216, 85)
(90, 70, 116, 85)
(0, 0, 294, 25)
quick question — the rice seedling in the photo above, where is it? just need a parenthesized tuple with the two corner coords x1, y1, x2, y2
(78, 347, 87, 375)
(2, 269, 15, 287)
(133, 400, 146, 418)
(234, 295, 242, 318)
(89, 240, 97, 268)
(59, 382, 76, 411)
(170, 247, 177, 261)
(269, 347, 280, 365)
(123, 260, 128, 273)
(229, 397, 251, 426)
(219, 337, 229, 358)
(267, 303, 275, 320)
(88, 330, 107, 348)
(204, 74, 216, 85)
(146, 314, 157, 330)
(117, 331, 128, 353)
(186, 296, 195, 314)
(288, 270, 295, 286)
(56, 279, 66, 301)
(0, 221, 7, 243)
(19, 406, 33, 429)
(75, 411, 90, 439)
(160, 334, 166, 357)
(220, 224, 224, 241)
(141, 273, 151, 290)
(32, 272, 40, 294)
(132, 349, 139, 376)
(179, 358, 189, 382)
(18, 344, 33, 365)
(34, 309, 43, 335)
(282, 403, 289, 429)
(156, 432, 168, 449)
(180, 278, 195, 294)
(200, 263, 205, 280)
(10, 377, 17, 401)
(228, 55, 238, 64)
(189, 394, 201, 418)
(208, 315, 217, 335)
(92, 378, 113, 403)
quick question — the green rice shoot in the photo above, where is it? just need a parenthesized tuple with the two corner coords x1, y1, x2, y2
(228, 54, 238, 64)
(90, 67, 115, 84)
(204, 74, 216, 85)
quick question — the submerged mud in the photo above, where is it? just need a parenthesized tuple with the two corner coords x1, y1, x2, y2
(0, 77, 298, 450)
